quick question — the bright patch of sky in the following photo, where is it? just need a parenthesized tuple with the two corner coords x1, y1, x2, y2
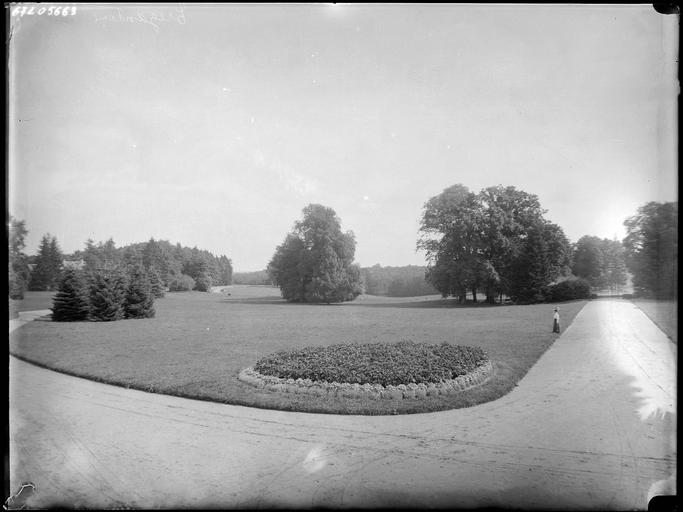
(8, 4, 678, 271)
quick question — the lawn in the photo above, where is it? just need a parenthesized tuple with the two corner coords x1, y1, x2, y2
(8, 291, 55, 319)
(630, 299, 677, 343)
(9, 286, 587, 415)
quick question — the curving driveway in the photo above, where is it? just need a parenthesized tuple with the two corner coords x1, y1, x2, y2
(9, 299, 676, 509)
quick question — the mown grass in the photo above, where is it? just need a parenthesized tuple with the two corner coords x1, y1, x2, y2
(630, 299, 677, 343)
(8, 291, 55, 319)
(9, 286, 587, 415)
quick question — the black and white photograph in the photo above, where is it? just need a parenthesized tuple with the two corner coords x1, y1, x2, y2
(7, 3, 677, 509)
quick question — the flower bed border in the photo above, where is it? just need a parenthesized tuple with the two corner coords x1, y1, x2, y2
(238, 360, 493, 400)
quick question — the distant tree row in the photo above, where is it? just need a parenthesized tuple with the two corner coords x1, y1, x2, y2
(71, 238, 233, 292)
(232, 270, 272, 286)
(9, 197, 676, 305)
(7, 220, 234, 298)
(361, 265, 438, 297)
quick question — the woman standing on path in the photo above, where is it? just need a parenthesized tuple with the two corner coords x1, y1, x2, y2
(553, 307, 561, 333)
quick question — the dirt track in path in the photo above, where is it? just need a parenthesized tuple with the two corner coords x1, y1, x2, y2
(9, 299, 676, 509)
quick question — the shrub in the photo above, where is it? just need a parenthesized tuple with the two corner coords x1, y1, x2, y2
(254, 340, 489, 387)
(51, 269, 90, 321)
(168, 274, 195, 292)
(545, 278, 591, 302)
(193, 272, 212, 292)
(89, 271, 126, 321)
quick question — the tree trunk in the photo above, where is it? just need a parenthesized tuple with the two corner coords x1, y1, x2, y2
(471, 286, 478, 303)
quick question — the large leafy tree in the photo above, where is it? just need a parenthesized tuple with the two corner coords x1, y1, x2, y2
(601, 239, 628, 295)
(623, 201, 677, 299)
(572, 236, 628, 293)
(28, 234, 63, 291)
(418, 184, 570, 303)
(507, 221, 571, 303)
(478, 185, 550, 302)
(418, 184, 486, 301)
(268, 204, 363, 303)
(572, 236, 605, 287)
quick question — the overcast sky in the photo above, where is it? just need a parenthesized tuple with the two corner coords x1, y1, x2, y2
(8, 4, 678, 271)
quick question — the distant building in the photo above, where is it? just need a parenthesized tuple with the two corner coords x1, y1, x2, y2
(62, 259, 85, 270)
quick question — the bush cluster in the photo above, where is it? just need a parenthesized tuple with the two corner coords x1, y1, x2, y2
(168, 274, 196, 292)
(544, 278, 591, 302)
(51, 267, 156, 322)
(254, 340, 489, 387)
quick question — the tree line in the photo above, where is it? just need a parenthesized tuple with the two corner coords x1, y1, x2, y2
(266, 187, 676, 304)
(8, 190, 676, 305)
(232, 265, 440, 298)
(7, 221, 233, 300)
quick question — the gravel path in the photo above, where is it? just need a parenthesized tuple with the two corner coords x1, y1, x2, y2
(8, 299, 676, 509)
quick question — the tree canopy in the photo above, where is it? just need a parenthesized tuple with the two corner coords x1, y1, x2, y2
(8, 215, 30, 299)
(417, 184, 571, 303)
(623, 201, 677, 299)
(268, 204, 363, 303)
(572, 236, 628, 294)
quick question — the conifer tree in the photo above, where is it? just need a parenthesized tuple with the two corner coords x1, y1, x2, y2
(29, 234, 63, 290)
(51, 269, 90, 321)
(89, 270, 126, 321)
(124, 266, 155, 319)
(148, 266, 166, 298)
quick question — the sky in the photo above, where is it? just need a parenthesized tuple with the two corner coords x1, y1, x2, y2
(8, 4, 678, 272)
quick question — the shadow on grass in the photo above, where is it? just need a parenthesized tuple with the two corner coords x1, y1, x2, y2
(220, 296, 509, 309)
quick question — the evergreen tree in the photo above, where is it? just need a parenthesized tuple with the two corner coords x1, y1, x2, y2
(124, 266, 155, 319)
(51, 269, 90, 321)
(89, 271, 126, 321)
(148, 266, 166, 298)
(29, 234, 63, 291)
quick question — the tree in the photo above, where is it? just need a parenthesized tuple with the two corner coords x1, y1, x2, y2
(148, 266, 166, 298)
(82, 238, 102, 273)
(89, 271, 127, 321)
(601, 238, 628, 295)
(418, 184, 570, 303)
(507, 221, 571, 303)
(623, 201, 678, 299)
(29, 234, 63, 291)
(51, 269, 90, 321)
(478, 185, 548, 302)
(571, 236, 628, 294)
(168, 274, 196, 291)
(268, 204, 363, 303)
(418, 185, 486, 302)
(123, 266, 155, 319)
(572, 236, 606, 288)
(8, 215, 30, 299)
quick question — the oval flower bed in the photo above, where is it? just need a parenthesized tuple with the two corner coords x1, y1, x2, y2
(239, 341, 493, 400)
